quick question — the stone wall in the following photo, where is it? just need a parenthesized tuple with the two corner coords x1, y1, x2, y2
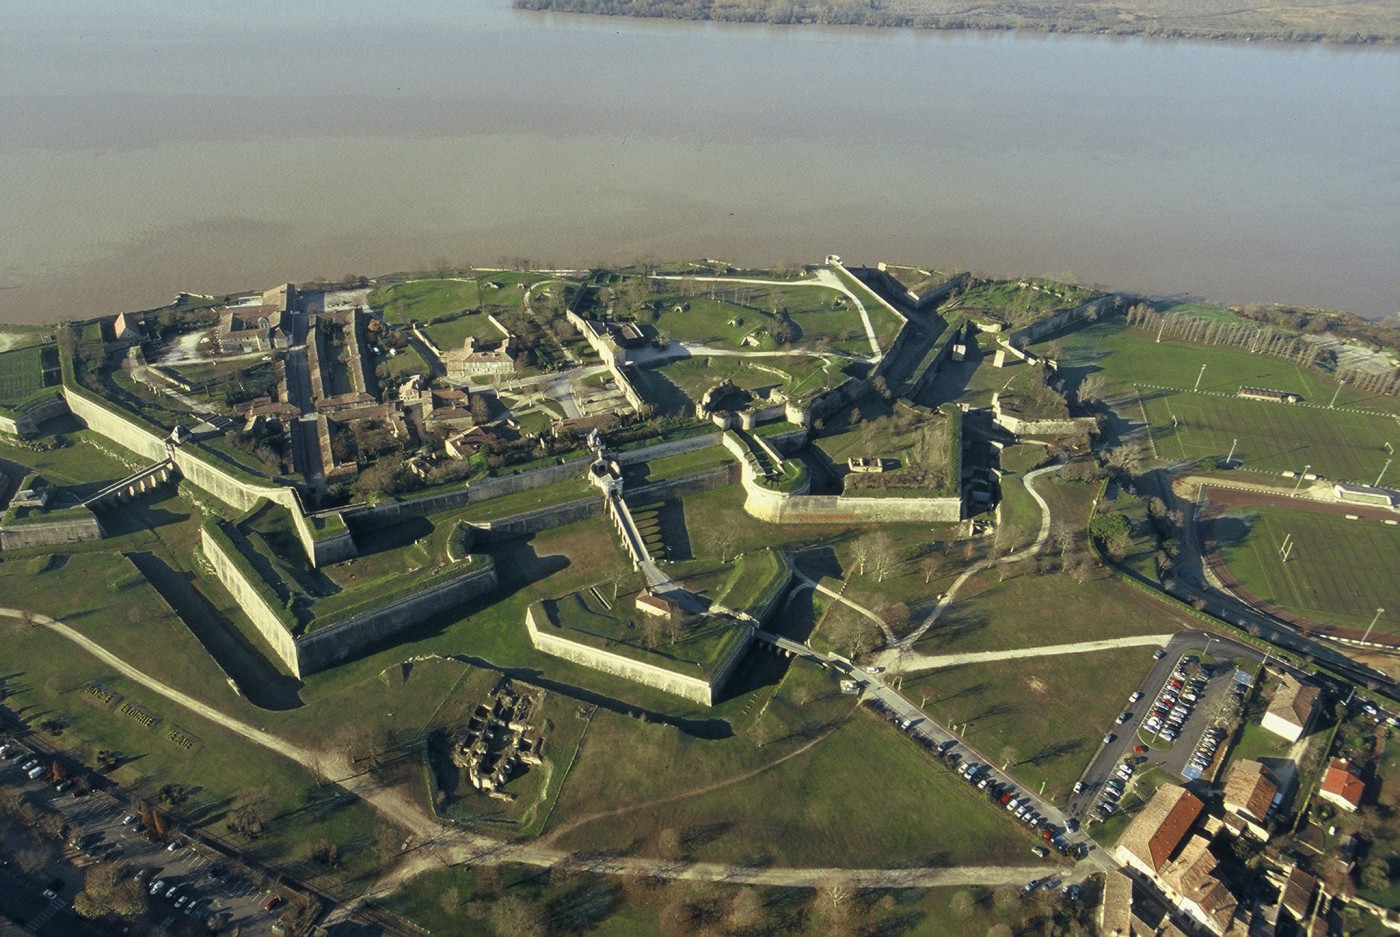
(989, 393, 1096, 437)
(803, 377, 872, 426)
(64, 384, 303, 515)
(1007, 295, 1116, 348)
(0, 395, 70, 438)
(743, 487, 962, 524)
(294, 559, 498, 676)
(199, 523, 301, 674)
(62, 389, 168, 462)
(0, 514, 105, 550)
(623, 463, 737, 505)
(474, 496, 603, 540)
(201, 522, 498, 677)
(614, 431, 724, 465)
(726, 438, 960, 523)
(525, 604, 752, 706)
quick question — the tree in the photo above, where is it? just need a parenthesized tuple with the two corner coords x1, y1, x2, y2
(490, 895, 546, 937)
(712, 529, 736, 564)
(1078, 372, 1107, 405)
(870, 532, 898, 581)
(1360, 859, 1391, 892)
(851, 538, 871, 576)
(921, 552, 944, 584)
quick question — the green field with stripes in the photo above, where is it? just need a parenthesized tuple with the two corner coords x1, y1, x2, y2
(1140, 388, 1394, 483)
(1217, 505, 1400, 635)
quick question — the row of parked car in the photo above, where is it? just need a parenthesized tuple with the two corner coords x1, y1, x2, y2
(1188, 727, 1228, 774)
(1142, 660, 1208, 743)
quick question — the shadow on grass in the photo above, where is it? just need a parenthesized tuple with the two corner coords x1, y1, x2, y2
(124, 551, 304, 711)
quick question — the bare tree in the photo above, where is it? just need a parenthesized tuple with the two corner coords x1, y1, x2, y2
(870, 532, 898, 582)
(712, 529, 736, 564)
(851, 538, 871, 576)
(921, 552, 944, 584)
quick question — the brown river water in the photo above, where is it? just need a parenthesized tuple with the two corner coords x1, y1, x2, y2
(1, 2, 1397, 324)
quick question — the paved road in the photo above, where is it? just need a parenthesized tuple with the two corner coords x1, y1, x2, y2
(892, 634, 1176, 673)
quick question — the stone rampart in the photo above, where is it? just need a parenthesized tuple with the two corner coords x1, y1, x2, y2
(1007, 295, 1116, 348)
(199, 523, 301, 673)
(743, 487, 962, 524)
(623, 464, 737, 505)
(614, 431, 724, 465)
(294, 559, 498, 675)
(474, 496, 603, 540)
(62, 389, 169, 462)
(0, 395, 70, 438)
(525, 605, 751, 706)
(0, 514, 105, 550)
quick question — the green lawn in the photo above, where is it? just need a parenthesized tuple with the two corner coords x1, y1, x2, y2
(546, 660, 1037, 868)
(649, 281, 872, 356)
(1039, 319, 1400, 415)
(1142, 388, 1392, 482)
(904, 648, 1157, 802)
(421, 311, 507, 353)
(913, 567, 1190, 656)
(0, 344, 52, 409)
(370, 278, 482, 325)
(656, 353, 851, 404)
(1215, 504, 1400, 635)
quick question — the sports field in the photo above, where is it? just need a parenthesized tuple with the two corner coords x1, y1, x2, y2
(1037, 319, 1400, 416)
(1215, 504, 1400, 637)
(0, 345, 48, 408)
(1140, 388, 1394, 483)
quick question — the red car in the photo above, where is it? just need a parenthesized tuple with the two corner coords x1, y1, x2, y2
(264, 896, 281, 912)
(1133, 745, 1148, 754)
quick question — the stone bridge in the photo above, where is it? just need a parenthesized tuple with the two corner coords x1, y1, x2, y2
(82, 459, 179, 508)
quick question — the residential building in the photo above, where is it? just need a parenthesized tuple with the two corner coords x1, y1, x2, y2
(1116, 784, 1205, 879)
(1222, 760, 1278, 840)
(1261, 673, 1320, 742)
(1318, 758, 1364, 812)
(443, 335, 516, 380)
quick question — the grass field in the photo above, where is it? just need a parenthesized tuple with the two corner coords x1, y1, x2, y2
(0, 344, 54, 409)
(1141, 388, 1393, 482)
(912, 566, 1189, 657)
(1039, 320, 1400, 415)
(546, 660, 1037, 868)
(904, 647, 1159, 802)
(1215, 505, 1400, 635)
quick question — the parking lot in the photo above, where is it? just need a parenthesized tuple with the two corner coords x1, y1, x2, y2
(1, 742, 289, 935)
(1063, 633, 1264, 828)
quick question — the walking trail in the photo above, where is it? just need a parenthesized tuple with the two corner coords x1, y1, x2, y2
(792, 571, 895, 644)
(885, 462, 1062, 660)
(888, 634, 1177, 674)
(0, 608, 1059, 919)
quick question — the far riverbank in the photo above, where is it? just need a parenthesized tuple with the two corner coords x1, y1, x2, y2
(512, 0, 1400, 45)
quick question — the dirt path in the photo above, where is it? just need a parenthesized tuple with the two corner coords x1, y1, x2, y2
(890, 634, 1175, 673)
(793, 572, 895, 644)
(1, 607, 1067, 920)
(889, 462, 1061, 657)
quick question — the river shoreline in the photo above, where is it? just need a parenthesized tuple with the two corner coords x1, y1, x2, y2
(511, 0, 1400, 45)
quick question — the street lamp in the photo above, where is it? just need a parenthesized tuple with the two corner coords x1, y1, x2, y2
(1291, 464, 1311, 495)
(1329, 379, 1346, 409)
(1363, 608, 1385, 644)
(1226, 438, 1238, 467)
(1194, 363, 1207, 393)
